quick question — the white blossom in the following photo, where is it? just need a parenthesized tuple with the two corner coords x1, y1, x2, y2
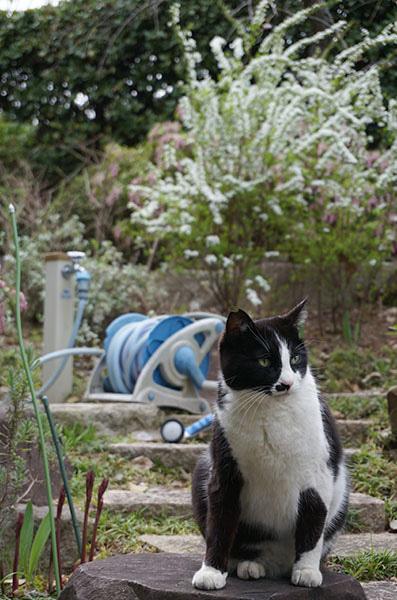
(206, 235, 221, 247)
(246, 288, 262, 306)
(204, 254, 218, 265)
(255, 275, 271, 292)
(184, 249, 199, 259)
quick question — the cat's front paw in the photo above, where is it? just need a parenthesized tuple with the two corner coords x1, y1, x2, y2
(192, 564, 227, 590)
(291, 567, 323, 588)
(237, 560, 266, 580)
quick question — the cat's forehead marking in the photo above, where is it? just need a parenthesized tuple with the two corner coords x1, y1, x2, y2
(279, 339, 292, 369)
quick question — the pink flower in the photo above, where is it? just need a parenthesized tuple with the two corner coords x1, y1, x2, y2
(113, 228, 122, 241)
(128, 191, 141, 206)
(147, 172, 156, 185)
(317, 142, 327, 157)
(91, 172, 105, 187)
(367, 197, 378, 210)
(109, 163, 120, 178)
(324, 213, 337, 225)
(19, 292, 27, 312)
(106, 186, 122, 207)
(365, 151, 379, 170)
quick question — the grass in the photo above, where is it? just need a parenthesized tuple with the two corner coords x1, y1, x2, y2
(1, 337, 396, 591)
(310, 345, 395, 393)
(328, 549, 397, 581)
(349, 441, 397, 522)
(95, 509, 199, 557)
(326, 394, 388, 423)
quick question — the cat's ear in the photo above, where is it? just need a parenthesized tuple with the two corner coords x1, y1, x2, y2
(226, 309, 254, 336)
(281, 298, 308, 328)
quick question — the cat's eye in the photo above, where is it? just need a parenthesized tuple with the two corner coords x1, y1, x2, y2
(258, 357, 270, 368)
(291, 355, 300, 365)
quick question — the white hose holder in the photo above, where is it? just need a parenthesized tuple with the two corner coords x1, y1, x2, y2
(43, 253, 75, 403)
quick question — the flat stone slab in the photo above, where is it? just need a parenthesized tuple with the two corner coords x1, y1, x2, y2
(103, 486, 385, 531)
(362, 581, 397, 600)
(336, 419, 370, 444)
(109, 441, 206, 470)
(350, 492, 386, 532)
(59, 552, 366, 599)
(103, 486, 192, 516)
(50, 402, 162, 437)
(138, 532, 397, 557)
(110, 442, 359, 471)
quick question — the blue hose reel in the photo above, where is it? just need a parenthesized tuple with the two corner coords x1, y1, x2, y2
(85, 313, 225, 414)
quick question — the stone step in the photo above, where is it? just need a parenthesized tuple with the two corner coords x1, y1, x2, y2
(362, 581, 397, 600)
(138, 531, 397, 557)
(336, 419, 370, 444)
(109, 441, 206, 470)
(103, 486, 192, 517)
(349, 492, 386, 532)
(103, 487, 386, 532)
(50, 402, 163, 438)
(110, 441, 361, 471)
(324, 390, 383, 400)
(50, 402, 371, 444)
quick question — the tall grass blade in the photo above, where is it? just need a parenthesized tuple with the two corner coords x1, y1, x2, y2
(28, 511, 51, 577)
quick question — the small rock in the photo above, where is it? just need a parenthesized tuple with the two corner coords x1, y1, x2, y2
(389, 519, 397, 533)
(131, 455, 154, 471)
(362, 372, 381, 384)
(135, 431, 155, 441)
(171, 480, 185, 489)
(128, 482, 148, 493)
(66, 396, 81, 403)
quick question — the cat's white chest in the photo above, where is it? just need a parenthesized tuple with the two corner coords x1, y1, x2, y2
(217, 383, 330, 533)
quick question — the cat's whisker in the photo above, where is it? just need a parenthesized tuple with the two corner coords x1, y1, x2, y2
(236, 396, 261, 435)
(230, 392, 262, 420)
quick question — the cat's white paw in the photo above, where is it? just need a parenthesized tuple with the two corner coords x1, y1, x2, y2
(291, 567, 323, 588)
(237, 560, 266, 580)
(192, 564, 227, 590)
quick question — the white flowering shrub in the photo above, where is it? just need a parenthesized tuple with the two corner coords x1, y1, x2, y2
(128, 2, 397, 313)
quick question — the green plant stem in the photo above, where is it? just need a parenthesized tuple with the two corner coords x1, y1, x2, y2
(8, 204, 61, 597)
(41, 396, 82, 556)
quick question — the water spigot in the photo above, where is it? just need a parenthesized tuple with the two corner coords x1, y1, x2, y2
(62, 251, 86, 279)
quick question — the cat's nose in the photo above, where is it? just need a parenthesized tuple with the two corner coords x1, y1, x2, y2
(276, 382, 291, 392)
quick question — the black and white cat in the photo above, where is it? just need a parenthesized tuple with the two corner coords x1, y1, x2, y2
(191, 299, 349, 590)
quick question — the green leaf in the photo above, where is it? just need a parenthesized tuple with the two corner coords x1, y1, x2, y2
(19, 501, 34, 576)
(28, 511, 51, 577)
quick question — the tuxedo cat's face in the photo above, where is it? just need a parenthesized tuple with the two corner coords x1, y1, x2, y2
(220, 299, 308, 396)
